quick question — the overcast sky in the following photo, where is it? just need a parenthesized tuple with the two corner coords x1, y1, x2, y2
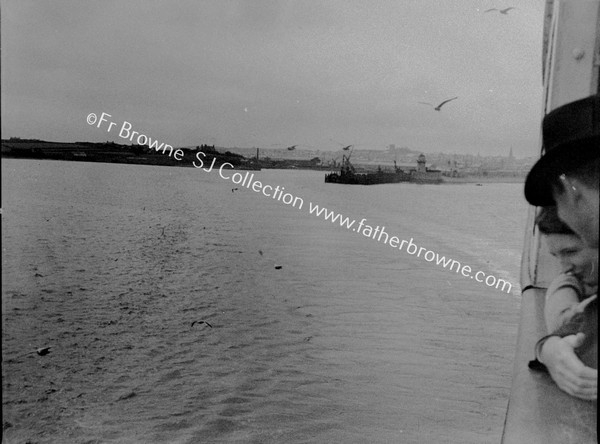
(2, 1, 545, 156)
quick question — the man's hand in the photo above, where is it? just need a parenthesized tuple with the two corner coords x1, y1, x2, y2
(540, 333, 597, 400)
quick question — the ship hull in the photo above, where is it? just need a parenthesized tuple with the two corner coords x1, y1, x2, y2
(324, 170, 442, 185)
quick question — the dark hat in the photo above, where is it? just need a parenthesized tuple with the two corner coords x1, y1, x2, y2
(524, 94, 600, 206)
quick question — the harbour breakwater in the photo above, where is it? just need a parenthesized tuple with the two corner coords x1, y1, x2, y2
(1, 138, 248, 169)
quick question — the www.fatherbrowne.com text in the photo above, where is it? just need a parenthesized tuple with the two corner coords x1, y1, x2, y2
(306, 205, 512, 294)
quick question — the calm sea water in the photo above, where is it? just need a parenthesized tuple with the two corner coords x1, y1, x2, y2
(2, 159, 527, 443)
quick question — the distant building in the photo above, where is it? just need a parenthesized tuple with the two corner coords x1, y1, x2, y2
(410, 153, 442, 183)
(416, 153, 426, 173)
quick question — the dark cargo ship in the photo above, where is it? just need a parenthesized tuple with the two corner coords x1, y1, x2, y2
(325, 152, 442, 185)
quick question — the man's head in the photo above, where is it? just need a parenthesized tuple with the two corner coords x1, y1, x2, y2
(552, 161, 599, 249)
(525, 94, 599, 248)
(536, 206, 598, 289)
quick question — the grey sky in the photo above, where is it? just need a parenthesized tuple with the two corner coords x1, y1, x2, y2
(1, 1, 545, 156)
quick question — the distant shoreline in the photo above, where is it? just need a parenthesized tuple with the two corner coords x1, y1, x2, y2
(442, 176, 525, 184)
(2, 156, 525, 185)
(0, 139, 249, 169)
(1, 156, 527, 184)
(1, 139, 528, 183)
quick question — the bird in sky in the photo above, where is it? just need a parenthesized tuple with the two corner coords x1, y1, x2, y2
(484, 7, 516, 14)
(419, 97, 458, 111)
(329, 139, 355, 151)
(287, 145, 297, 151)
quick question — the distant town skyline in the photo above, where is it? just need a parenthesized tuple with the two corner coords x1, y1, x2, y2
(222, 142, 535, 161)
(2, 135, 534, 161)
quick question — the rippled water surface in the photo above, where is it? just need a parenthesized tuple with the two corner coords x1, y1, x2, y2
(2, 159, 527, 443)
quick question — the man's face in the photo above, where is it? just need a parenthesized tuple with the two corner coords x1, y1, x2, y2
(545, 234, 598, 288)
(554, 181, 599, 249)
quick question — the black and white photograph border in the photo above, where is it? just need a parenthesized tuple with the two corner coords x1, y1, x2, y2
(2, 1, 597, 443)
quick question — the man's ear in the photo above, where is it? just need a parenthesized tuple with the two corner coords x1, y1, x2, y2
(569, 178, 586, 205)
(559, 175, 584, 206)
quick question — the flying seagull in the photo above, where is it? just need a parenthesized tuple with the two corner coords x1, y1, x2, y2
(191, 320, 212, 328)
(13, 346, 53, 360)
(287, 145, 297, 151)
(36, 346, 52, 356)
(419, 97, 458, 111)
(484, 7, 516, 14)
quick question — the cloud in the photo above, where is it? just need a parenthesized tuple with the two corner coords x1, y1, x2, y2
(1, 0, 544, 155)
